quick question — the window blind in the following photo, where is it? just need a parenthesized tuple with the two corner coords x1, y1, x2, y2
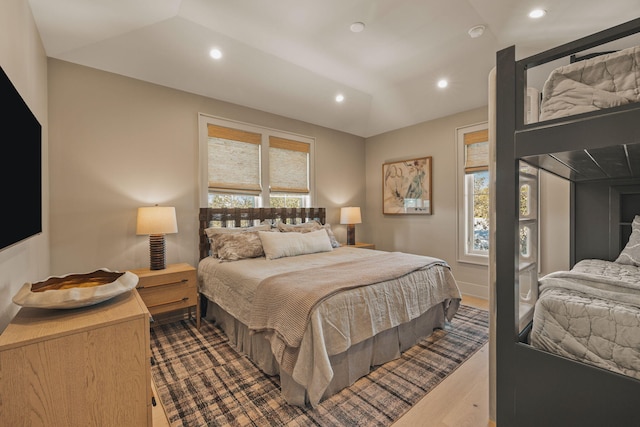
(464, 129, 489, 173)
(269, 136, 310, 194)
(207, 124, 262, 194)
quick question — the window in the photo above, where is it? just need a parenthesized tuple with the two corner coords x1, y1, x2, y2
(519, 182, 532, 258)
(518, 162, 539, 330)
(198, 114, 314, 209)
(457, 122, 489, 264)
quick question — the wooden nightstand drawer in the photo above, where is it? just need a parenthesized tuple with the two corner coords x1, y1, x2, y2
(130, 263, 200, 329)
(136, 278, 195, 313)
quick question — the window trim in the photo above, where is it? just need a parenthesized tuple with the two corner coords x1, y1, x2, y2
(198, 113, 315, 208)
(456, 121, 489, 265)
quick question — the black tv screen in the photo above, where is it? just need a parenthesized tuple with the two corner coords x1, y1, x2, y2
(0, 66, 42, 250)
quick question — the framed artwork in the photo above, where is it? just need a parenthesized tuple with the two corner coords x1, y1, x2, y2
(382, 156, 432, 215)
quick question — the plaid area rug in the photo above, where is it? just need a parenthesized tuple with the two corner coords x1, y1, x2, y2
(150, 305, 488, 427)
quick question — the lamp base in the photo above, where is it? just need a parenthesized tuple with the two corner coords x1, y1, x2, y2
(149, 234, 166, 270)
(346, 224, 356, 246)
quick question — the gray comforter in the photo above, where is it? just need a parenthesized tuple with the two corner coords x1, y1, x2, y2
(198, 246, 461, 406)
(539, 45, 640, 121)
(530, 259, 640, 379)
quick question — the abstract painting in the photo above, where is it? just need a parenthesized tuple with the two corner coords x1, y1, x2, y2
(383, 156, 432, 214)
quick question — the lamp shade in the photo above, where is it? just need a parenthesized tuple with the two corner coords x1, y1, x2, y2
(340, 207, 362, 225)
(136, 206, 178, 235)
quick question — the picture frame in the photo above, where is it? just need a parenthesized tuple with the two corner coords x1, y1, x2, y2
(382, 156, 432, 215)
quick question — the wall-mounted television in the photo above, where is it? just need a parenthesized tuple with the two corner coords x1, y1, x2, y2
(0, 65, 42, 250)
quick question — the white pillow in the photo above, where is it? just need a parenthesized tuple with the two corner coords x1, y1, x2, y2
(616, 215, 640, 266)
(259, 229, 333, 260)
(321, 223, 341, 248)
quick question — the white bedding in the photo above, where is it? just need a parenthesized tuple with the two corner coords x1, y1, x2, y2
(530, 259, 640, 379)
(539, 45, 640, 121)
(198, 246, 461, 406)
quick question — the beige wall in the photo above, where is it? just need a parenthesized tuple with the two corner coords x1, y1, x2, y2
(364, 107, 490, 297)
(0, 0, 49, 332)
(48, 59, 366, 275)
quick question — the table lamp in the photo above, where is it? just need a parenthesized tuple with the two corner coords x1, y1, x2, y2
(136, 205, 178, 270)
(340, 206, 362, 246)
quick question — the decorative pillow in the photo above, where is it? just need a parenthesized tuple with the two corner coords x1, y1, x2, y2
(275, 220, 340, 248)
(322, 223, 341, 248)
(215, 231, 264, 261)
(259, 229, 333, 260)
(205, 223, 271, 257)
(616, 215, 640, 266)
(276, 220, 322, 233)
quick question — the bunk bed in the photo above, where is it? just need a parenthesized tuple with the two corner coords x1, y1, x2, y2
(495, 17, 640, 426)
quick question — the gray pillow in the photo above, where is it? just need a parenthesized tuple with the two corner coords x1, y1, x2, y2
(615, 215, 640, 266)
(205, 223, 271, 257)
(215, 231, 264, 261)
(276, 220, 340, 248)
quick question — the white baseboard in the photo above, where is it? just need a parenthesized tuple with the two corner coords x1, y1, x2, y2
(456, 280, 489, 300)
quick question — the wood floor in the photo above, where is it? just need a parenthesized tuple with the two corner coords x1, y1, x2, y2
(152, 295, 491, 427)
(392, 295, 490, 427)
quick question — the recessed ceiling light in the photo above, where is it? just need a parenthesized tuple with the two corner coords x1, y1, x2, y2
(335, 94, 345, 103)
(350, 22, 365, 33)
(209, 48, 222, 60)
(437, 79, 448, 89)
(468, 25, 485, 39)
(528, 9, 546, 19)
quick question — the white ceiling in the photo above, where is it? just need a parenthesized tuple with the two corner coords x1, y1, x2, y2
(28, 0, 639, 137)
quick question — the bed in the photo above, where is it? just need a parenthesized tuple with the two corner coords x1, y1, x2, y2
(528, 41, 640, 377)
(538, 44, 640, 121)
(530, 257, 640, 380)
(196, 207, 461, 407)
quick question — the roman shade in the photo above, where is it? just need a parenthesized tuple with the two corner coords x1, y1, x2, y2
(208, 124, 262, 194)
(464, 129, 489, 173)
(269, 136, 310, 194)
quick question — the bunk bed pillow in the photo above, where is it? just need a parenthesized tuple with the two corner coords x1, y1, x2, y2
(615, 215, 640, 266)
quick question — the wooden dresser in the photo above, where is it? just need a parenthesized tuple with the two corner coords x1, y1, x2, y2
(0, 290, 152, 426)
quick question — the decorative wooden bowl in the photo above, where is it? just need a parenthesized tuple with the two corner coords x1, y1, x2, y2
(13, 268, 139, 309)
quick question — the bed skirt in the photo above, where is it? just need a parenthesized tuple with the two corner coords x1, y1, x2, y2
(205, 299, 449, 406)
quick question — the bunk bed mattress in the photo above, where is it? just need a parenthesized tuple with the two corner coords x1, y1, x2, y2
(530, 259, 640, 379)
(539, 45, 640, 121)
(198, 246, 461, 407)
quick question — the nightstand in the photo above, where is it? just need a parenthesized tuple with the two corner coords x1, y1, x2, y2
(347, 242, 376, 249)
(130, 263, 200, 329)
